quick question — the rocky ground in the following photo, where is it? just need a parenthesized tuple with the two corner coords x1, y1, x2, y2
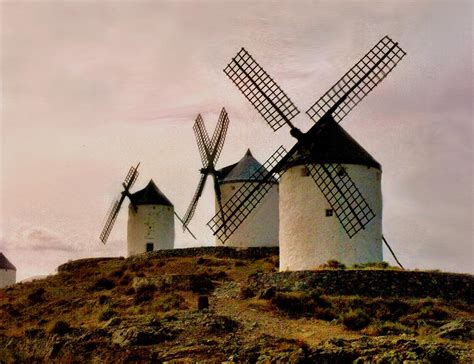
(0, 247, 473, 363)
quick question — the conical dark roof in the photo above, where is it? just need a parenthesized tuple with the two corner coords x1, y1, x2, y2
(129, 180, 173, 206)
(218, 149, 277, 184)
(0, 253, 16, 270)
(284, 117, 381, 169)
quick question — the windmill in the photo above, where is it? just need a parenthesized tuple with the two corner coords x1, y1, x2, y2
(214, 148, 279, 247)
(208, 36, 405, 270)
(182, 108, 230, 231)
(100, 163, 195, 256)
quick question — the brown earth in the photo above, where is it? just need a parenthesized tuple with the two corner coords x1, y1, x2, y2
(0, 247, 472, 363)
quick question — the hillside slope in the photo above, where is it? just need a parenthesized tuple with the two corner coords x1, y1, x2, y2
(0, 247, 473, 363)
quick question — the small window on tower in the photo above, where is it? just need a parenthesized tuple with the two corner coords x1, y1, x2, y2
(325, 209, 333, 217)
(146, 243, 154, 252)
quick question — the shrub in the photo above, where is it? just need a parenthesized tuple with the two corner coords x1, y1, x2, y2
(272, 292, 311, 315)
(111, 269, 124, 278)
(125, 287, 135, 295)
(91, 277, 115, 291)
(155, 293, 188, 311)
(50, 320, 71, 335)
(352, 261, 391, 269)
(271, 290, 333, 318)
(99, 306, 116, 321)
(341, 309, 371, 330)
(240, 285, 256, 299)
(119, 275, 131, 286)
(366, 321, 412, 336)
(98, 295, 109, 305)
(189, 274, 215, 294)
(28, 288, 46, 304)
(196, 257, 227, 266)
(319, 260, 346, 270)
(134, 282, 156, 303)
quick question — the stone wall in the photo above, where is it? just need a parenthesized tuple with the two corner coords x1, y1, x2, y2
(250, 270, 473, 303)
(58, 247, 278, 273)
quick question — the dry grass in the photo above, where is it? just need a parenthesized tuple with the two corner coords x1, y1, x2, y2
(0, 250, 472, 362)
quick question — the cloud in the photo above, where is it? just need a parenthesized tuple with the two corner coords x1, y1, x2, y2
(2, 227, 79, 253)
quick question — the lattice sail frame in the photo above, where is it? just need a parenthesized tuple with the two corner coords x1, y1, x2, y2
(306, 36, 406, 123)
(307, 163, 375, 238)
(99, 198, 121, 244)
(100, 164, 140, 244)
(193, 114, 211, 168)
(182, 108, 230, 229)
(224, 48, 300, 131)
(209, 108, 229, 163)
(182, 173, 208, 228)
(207, 146, 287, 243)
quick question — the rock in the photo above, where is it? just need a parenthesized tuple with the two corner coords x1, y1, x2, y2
(438, 319, 473, 340)
(111, 326, 171, 346)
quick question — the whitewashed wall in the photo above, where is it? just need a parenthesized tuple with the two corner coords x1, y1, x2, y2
(0, 269, 16, 288)
(127, 204, 174, 256)
(216, 182, 279, 247)
(279, 164, 382, 271)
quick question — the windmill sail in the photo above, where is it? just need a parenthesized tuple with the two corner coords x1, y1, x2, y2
(306, 163, 375, 237)
(208, 146, 287, 243)
(100, 163, 140, 244)
(224, 48, 300, 131)
(194, 114, 212, 168)
(306, 36, 406, 124)
(209, 108, 230, 163)
(99, 198, 122, 244)
(182, 108, 230, 230)
(182, 173, 208, 228)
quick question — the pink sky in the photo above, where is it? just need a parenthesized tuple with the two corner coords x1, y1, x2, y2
(1, 0, 472, 280)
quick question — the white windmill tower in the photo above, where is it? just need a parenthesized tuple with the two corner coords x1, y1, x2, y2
(216, 149, 278, 247)
(100, 164, 195, 256)
(209, 36, 406, 270)
(182, 109, 279, 247)
(0, 252, 16, 288)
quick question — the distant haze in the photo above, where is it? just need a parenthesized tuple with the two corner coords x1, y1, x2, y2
(1, 0, 472, 280)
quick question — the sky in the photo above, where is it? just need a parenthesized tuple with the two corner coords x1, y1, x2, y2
(1, 0, 472, 281)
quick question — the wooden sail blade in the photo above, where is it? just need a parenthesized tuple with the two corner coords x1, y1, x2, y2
(193, 114, 212, 168)
(209, 107, 230, 165)
(306, 36, 406, 124)
(123, 163, 140, 191)
(99, 194, 126, 244)
(207, 146, 287, 243)
(307, 163, 375, 238)
(182, 173, 208, 229)
(224, 48, 300, 131)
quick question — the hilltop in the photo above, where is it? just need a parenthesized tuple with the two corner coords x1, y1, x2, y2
(0, 247, 473, 363)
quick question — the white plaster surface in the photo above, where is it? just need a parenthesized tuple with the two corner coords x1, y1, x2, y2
(127, 204, 174, 256)
(279, 164, 383, 271)
(216, 182, 279, 247)
(0, 269, 16, 288)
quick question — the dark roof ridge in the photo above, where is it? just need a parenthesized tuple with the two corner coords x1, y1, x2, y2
(0, 253, 16, 270)
(218, 149, 277, 184)
(284, 117, 381, 169)
(129, 180, 173, 207)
